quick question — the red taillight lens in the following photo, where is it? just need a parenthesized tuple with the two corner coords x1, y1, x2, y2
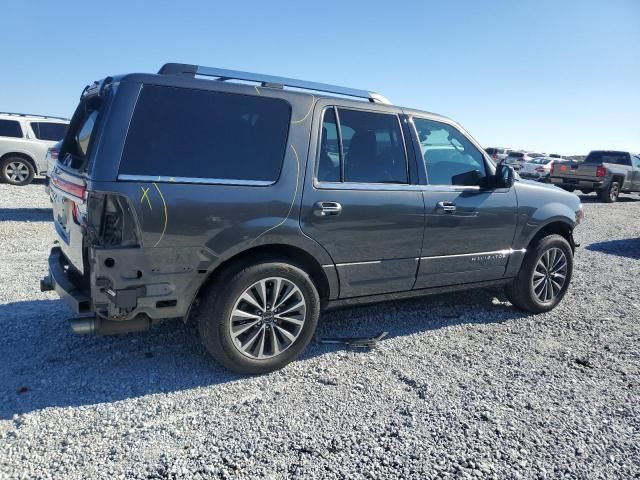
(51, 176, 86, 200)
(596, 166, 606, 177)
(51, 149, 59, 160)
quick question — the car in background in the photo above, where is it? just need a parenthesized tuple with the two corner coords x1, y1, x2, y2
(550, 150, 640, 202)
(519, 156, 556, 182)
(485, 147, 511, 162)
(0, 112, 69, 185)
(549, 154, 564, 159)
(502, 151, 535, 170)
(44, 140, 63, 194)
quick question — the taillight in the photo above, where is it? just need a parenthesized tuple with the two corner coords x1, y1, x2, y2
(51, 176, 87, 200)
(596, 166, 606, 177)
(50, 149, 59, 160)
(536, 167, 546, 172)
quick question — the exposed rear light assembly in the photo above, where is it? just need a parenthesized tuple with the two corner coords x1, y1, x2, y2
(596, 166, 606, 177)
(86, 193, 140, 248)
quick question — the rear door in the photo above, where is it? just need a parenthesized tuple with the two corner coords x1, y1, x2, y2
(408, 115, 518, 288)
(300, 102, 424, 298)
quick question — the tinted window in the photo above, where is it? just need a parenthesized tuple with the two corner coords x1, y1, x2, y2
(508, 152, 524, 158)
(337, 108, 407, 183)
(0, 119, 23, 138)
(318, 108, 341, 182)
(31, 122, 68, 141)
(120, 85, 291, 182)
(413, 118, 487, 186)
(633, 155, 640, 167)
(485, 148, 498, 155)
(584, 151, 630, 165)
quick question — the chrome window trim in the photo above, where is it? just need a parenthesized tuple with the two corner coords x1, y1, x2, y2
(117, 174, 273, 186)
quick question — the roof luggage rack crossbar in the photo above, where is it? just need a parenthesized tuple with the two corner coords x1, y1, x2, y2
(158, 63, 391, 105)
(0, 112, 70, 121)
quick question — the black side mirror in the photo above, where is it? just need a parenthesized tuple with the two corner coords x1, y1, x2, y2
(494, 163, 515, 188)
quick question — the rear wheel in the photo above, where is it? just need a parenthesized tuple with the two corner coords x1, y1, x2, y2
(1, 157, 34, 186)
(505, 234, 573, 313)
(197, 260, 320, 374)
(598, 181, 620, 203)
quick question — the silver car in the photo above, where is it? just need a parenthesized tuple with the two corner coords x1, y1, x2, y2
(0, 112, 69, 185)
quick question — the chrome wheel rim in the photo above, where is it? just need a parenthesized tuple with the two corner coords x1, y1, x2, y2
(229, 277, 306, 360)
(610, 184, 619, 201)
(532, 247, 568, 303)
(5, 161, 29, 183)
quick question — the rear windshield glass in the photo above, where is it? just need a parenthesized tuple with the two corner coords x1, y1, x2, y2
(59, 94, 103, 171)
(119, 86, 291, 183)
(584, 152, 630, 165)
(31, 122, 68, 141)
(508, 152, 524, 158)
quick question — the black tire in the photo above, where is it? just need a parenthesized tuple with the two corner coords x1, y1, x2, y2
(598, 181, 620, 203)
(196, 259, 320, 374)
(505, 234, 573, 313)
(0, 156, 35, 186)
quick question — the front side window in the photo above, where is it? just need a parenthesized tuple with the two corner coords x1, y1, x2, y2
(31, 122, 68, 141)
(120, 85, 291, 183)
(0, 119, 23, 138)
(317, 107, 408, 184)
(413, 118, 487, 186)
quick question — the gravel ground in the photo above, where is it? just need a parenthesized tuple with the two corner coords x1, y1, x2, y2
(0, 181, 638, 479)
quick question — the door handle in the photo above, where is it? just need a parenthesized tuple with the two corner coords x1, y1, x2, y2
(313, 201, 342, 217)
(436, 201, 456, 213)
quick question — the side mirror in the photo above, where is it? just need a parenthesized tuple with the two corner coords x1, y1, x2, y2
(452, 169, 482, 186)
(494, 163, 515, 188)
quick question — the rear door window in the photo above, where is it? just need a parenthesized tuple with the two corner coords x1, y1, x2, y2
(317, 107, 408, 184)
(31, 122, 68, 141)
(120, 85, 291, 183)
(0, 119, 23, 138)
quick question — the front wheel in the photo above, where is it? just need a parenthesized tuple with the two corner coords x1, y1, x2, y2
(1, 157, 35, 186)
(505, 234, 573, 313)
(197, 260, 320, 374)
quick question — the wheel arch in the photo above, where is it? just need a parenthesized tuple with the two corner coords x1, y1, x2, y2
(194, 243, 334, 315)
(0, 152, 37, 172)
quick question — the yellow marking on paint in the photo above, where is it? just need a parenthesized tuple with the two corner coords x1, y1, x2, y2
(291, 95, 315, 124)
(152, 182, 168, 247)
(140, 187, 152, 210)
(253, 144, 299, 242)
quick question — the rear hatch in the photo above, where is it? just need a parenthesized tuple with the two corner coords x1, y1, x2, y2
(49, 82, 106, 274)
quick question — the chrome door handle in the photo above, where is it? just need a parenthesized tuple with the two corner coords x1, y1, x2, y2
(313, 201, 342, 217)
(436, 201, 456, 213)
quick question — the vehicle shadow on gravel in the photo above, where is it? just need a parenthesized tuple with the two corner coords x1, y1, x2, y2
(585, 238, 640, 259)
(0, 290, 527, 418)
(577, 194, 640, 203)
(0, 208, 52, 222)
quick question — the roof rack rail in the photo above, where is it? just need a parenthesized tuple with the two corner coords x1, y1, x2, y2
(0, 112, 70, 121)
(158, 63, 392, 105)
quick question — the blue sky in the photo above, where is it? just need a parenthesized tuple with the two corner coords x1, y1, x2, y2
(1, 0, 638, 154)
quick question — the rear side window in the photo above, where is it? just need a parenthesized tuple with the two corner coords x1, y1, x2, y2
(120, 86, 291, 183)
(0, 119, 23, 138)
(317, 107, 408, 184)
(31, 122, 68, 141)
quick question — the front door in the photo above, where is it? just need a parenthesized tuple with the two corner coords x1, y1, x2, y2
(409, 116, 518, 288)
(300, 104, 424, 298)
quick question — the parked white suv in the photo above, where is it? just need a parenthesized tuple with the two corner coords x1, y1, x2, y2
(0, 112, 69, 185)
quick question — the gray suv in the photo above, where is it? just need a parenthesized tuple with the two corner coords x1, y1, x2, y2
(41, 63, 583, 373)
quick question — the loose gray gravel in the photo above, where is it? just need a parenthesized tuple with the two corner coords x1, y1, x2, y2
(0, 181, 638, 479)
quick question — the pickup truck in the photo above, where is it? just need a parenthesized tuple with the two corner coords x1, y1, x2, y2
(550, 150, 640, 202)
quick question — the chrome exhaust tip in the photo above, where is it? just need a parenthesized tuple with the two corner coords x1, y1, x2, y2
(69, 317, 96, 334)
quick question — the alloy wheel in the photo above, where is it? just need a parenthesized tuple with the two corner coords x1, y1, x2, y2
(228, 277, 306, 360)
(531, 247, 568, 303)
(5, 161, 29, 183)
